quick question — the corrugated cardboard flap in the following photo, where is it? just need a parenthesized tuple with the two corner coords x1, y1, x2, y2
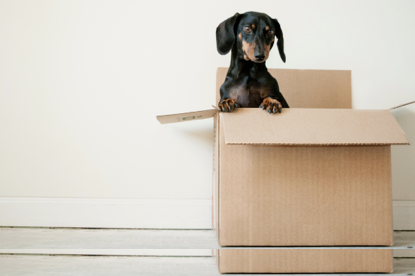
(221, 108, 409, 146)
(157, 109, 217, 124)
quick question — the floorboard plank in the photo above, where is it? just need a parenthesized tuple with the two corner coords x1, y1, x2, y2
(0, 228, 413, 249)
(0, 256, 414, 276)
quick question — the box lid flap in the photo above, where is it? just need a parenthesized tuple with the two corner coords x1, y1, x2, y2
(221, 108, 409, 146)
(157, 109, 217, 124)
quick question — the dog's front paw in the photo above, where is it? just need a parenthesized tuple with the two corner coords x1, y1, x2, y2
(260, 98, 282, 114)
(219, 98, 240, 112)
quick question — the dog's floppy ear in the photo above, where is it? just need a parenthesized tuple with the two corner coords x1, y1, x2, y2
(272, 18, 286, 63)
(216, 13, 240, 55)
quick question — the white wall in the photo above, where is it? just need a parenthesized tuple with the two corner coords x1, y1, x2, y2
(0, 0, 414, 204)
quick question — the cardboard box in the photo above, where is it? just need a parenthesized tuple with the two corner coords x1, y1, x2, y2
(216, 249, 393, 274)
(157, 68, 409, 246)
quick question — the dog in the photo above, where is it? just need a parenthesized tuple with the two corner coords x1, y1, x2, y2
(216, 12, 289, 114)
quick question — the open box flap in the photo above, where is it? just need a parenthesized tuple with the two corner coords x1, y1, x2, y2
(221, 108, 409, 146)
(156, 109, 217, 124)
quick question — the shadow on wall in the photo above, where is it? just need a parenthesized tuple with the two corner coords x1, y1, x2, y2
(391, 105, 415, 200)
(178, 124, 215, 147)
(162, 118, 215, 148)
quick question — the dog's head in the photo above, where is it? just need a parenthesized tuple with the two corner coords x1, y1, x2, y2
(216, 11, 285, 63)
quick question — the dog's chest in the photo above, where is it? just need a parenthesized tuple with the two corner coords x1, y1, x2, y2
(229, 81, 269, 108)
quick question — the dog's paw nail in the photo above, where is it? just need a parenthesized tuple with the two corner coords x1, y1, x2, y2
(219, 99, 239, 113)
(261, 98, 282, 114)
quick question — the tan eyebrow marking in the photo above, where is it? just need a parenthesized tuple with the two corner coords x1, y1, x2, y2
(251, 24, 255, 29)
(265, 26, 269, 31)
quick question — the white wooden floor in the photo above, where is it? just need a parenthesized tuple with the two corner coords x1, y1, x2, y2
(0, 255, 414, 276)
(0, 228, 414, 275)
(0, 228, 414, 249)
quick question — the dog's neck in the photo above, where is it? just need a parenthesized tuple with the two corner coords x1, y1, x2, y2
(228, 46, 268, 79)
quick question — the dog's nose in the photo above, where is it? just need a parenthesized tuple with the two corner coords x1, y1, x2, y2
(255, 54, 265, 61)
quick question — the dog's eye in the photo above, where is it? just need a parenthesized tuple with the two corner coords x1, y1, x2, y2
(267, 30, 274, 36)
(244, 26, 252, 33)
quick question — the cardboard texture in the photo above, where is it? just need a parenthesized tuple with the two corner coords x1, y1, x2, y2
(217, 249, 393, 274)
(157, 68, 409, 247)
(218, 129, 393, 245)
(213, 68, 407, 246)
(157, 109, 216, 124)
(222, 108, 408, 146)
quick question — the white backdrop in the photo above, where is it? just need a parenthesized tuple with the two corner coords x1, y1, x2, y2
(0, 1, 414, 216)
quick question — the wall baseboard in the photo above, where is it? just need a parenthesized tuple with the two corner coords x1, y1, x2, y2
(0, 198, 414, 230)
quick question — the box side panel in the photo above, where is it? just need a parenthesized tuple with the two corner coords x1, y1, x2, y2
(218, 249, 393, 273)
(217, 116, 228, 245)
(218, 118, 248, 246)
(218, 249, 249, 274)
(215, 68, 226, 241)
(219, 145, 393, 246)
(213, 114, 219, 237)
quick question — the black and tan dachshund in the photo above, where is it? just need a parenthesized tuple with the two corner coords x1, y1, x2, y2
(216, 11, 289, 114)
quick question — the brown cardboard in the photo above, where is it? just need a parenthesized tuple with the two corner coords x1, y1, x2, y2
(213, 68, 407, 246)
(212, 68, 355, 237)
(221, 108, 409, 146)
(215, 67, 353, 227)
(218, 129, 393, 245)
(217, 249, 393, 274)
(157, 68, 409, 247)
(390, 100, 415, 110)
(156, 109, 217, 124)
